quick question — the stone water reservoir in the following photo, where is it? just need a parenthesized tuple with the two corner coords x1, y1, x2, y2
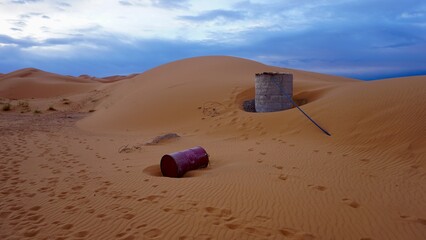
(255, 72, 293, 112)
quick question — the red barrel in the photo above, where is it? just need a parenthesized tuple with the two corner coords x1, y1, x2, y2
(160, 146, 209, 178)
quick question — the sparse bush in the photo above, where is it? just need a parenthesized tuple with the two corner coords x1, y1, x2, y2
(61, 98, 71, 105)
(2, 103, 11, 111)
(34, 110, 41, 114)
(18, 101, 30, 112)
(18, 101, 29, 108)
(89, 109, 96, 113)
(48, 106, 57, 111)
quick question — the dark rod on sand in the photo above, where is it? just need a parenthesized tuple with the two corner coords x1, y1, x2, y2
(272, 79, 331, 136)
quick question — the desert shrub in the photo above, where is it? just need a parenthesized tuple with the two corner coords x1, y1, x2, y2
(2, 103, 11, 111)
(48, 106, 57, 111)
(18, 101, 29, 108)
(17, 101, 31, 112)
(61, 98, 71, 105)
(34, 110, 41, 114)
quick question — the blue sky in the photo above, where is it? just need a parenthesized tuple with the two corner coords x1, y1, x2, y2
(0, 0, 425, 80)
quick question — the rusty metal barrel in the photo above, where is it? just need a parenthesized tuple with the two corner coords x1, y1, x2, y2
(160, 146, 209, 178)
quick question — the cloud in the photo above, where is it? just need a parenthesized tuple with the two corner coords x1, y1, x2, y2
(0, 34, 36, 48)
(151, 0, 189, 9)
(20, 12, 42, 19)
(180, 9, 246, 22)
(10, 20, 27, 28)
(57, 2, 71, 7)
(399, 11, 425, 19)
(10, 0, 42, 4)
(119, 0, 133, 6)
(1, 29, 425, 79)
(1, 0, 426, 79)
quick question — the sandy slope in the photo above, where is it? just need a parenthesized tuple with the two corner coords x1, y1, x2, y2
(0, 56, 425, 240)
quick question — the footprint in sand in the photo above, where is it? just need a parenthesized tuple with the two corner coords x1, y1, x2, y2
(74, 231, 89, 238)
(22, 227, 41, 237)
(225, 222, 241, 230)
(308, 185, 327, 191)
(61, 224, 73, 230)
(417, 218, 426, 225)
(162, 201, 198, 215)
(273, 165, 283, 170)
(254, 215, 271, 222)
(71, 185, 83, 191)
(279, 228, 315, 240)
(342, 198, 360, 208)
(400, 215, 426, 226)
(278, 174, 288, 181)
(244, 226, 273, 238)
(143, 229, 162, 239)
(29, 206, 41, 211)
(122, 213, 135, 220)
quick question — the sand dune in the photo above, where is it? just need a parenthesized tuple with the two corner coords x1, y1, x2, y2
(1, 56, 425, 240)
(0, 68, 100, 99)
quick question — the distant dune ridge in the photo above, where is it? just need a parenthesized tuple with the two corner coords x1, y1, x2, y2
(0, 68, 137, 99)
(0, 56, 425, 239)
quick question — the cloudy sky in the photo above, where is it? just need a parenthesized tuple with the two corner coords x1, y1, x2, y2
(0, 0, 425, 79)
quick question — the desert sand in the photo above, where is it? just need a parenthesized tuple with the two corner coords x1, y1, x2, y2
(0, 56, 425, 240)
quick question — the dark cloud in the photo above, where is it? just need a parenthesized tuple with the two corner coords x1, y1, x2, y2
(0, 34, 36, 48)
(1, 28, 425, 80)
(180, 9, 246, 22)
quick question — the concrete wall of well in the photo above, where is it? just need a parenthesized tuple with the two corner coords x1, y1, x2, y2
(255, 72, 293, 112)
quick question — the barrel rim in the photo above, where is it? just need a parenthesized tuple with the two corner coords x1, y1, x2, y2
(160, 154, 179, 178)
